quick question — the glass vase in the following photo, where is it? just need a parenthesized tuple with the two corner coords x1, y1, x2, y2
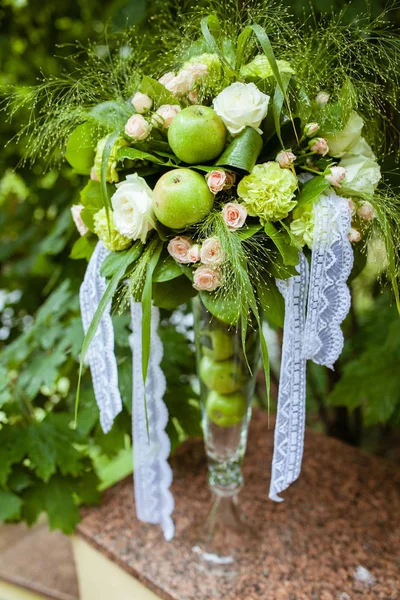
(189, 296, 261, 576)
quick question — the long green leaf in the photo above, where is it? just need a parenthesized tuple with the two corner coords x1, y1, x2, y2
(264, 222, 299, 266)
(235, 25, 252, 71)
(296, 176, 330, 209)
(75, 242, 143, 422)
(140, 76, 181, 106)
(101, 131, 121, 211)
(215, 127, 262, 172)
(200, 16, 236, 77)
(272, 72, 292, 147)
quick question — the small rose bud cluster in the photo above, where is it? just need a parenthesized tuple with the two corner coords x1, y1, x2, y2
(309, 137, 329, 156)
(131, 92, 153, 113)
(276, 150, 296, 169)
(167, 236, 200, 264)
(168, 235, 225, 292)
(151, 104, 181, 129)
(158, 64, 208, 99)
(304, 122, 319, 137)
(124, 114, 152, 141)
(325, 166, 346, 187)
(205, 169, 236, 194)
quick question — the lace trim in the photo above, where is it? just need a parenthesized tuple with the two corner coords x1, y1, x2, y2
(80, 242, 122, 434)
(303, 194, 353, 369)
(269, 253, 309, 501)
(130, 301, 175, 541)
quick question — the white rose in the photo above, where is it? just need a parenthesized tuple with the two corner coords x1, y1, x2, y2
(339, 155, 381, 199)
(111, 174, 154, 243)
(344, 136, 376, 159)
(324, 111, 364, 157)
(213, 82, 270, 136)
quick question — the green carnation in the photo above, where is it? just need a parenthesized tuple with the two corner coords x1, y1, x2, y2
(237, 162, 298, 222)
(240, 56, 294, 80)
(93, 208, 132, 252)
(290, 205, 315, 249)
(93, 136, 129, 183)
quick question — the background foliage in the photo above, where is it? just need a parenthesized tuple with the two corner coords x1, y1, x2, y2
(0, 0, 399, 533)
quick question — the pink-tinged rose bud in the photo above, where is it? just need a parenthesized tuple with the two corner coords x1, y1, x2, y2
(222, 202, 247, 231)
(131, 92, 153, 113)
(167, 236, 192, 264)
(155, 104, 181, 129)
(71, 204, 88, 236)
(90, 166, 99, 181)
(205, 170, 227, 194)
(276, 150, 296, 169)
(165, 64, 208, 96)
(309, 137, 329, 156)
(223, 170, 236, 189)
(200, 237, 224, 265)
(325, 166, 346, 187)
(348, 199, 356, 215)
(315, 91, 329, 107)
(188, 244, 201, 263)
(358, 201, 376, 221)
(348, 228, 361, 243)
(304, 122, 319, 137)
(125, 114, 151, 141)
(188, 90, 199, 104)
(193, 266, 222, 291)
(158, 72, 175, 87)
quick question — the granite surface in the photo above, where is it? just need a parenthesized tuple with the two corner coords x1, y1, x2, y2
(0, 522, 78, 600)
(78, 410, 400, 600)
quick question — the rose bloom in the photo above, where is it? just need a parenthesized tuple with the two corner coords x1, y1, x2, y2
(131, 92, 153, 113)
(111, 173, 154, 243)
(325, 166, 347, 187)
(188, 244, 201, 263)
(71, 204, 88, 236)
(90, 166, 99, 181)
(200, 237, 224, 265)
(222, 202, 247, 231)
(348, 199, 357, 215)
(309, 137, 329, 156)
(304, 122, 319, 137)
(193, 266, 222, 291)
(348, 228, 361, 243)
(358, 201, 376, 221)
(276, 150, 296, 169)
(158, 72, 175, 87)
(124, 114, 151, 141)
(213, 82, 270, 136)
(188, 89, 199, 104)
(165, 63, 208, 96)
(315, 91, 329, 106)
(167, 236, 192, 264)
(155, 104, 181, 129)
(224, 171, 236, 189)
(206, 170, 227, 194)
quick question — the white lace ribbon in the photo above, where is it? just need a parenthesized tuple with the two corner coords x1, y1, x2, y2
(80, 242, 122, 434)
(129, 301, 175, 541)
(302, 193, 353, 368)
(269, 253, 309, 501)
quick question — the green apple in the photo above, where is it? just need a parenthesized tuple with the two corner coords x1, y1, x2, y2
(201, 330, 236, 362)
(206, 390, 248, 427)
(199, 355, 244, 394)
(153, 168, 214, 229)
(168, 106, 227, 164)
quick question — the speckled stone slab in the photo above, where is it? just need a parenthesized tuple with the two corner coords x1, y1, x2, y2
(77, 410, 400, 600)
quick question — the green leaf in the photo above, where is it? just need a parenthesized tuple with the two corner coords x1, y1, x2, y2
(264, 222, 299, 266)
(101, 131, 121, 211)
(70, 235, 97, 260)
(80, 179, 104, 209)
(295, 176, 330, 209)
(272, 72, 292, 147)
(237, 223, 262, 240)
(0, 490, 22, 520)
(100, 248, 138, 278)
(216, 127, 262, 172)
(200, 16, 236, 77)
(153, 252, 182, 283)
(76, 242, 143, 420)
(117, 147, 165, 165)
(199, 291, 241, 325)
(89, 101, 131, 130)
(257, 277, 285, 328)
(65, 122, 96, 175)
(235, 26, 252, 71)
(140, 76, 181, 106)
(153, 276, 197, 309)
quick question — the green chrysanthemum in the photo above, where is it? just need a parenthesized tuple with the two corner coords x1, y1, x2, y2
(237, 162, 298, 222)
(93, 208, 132, 252)
(290, 205, 315, 249)
(93, 136, 129, 183)
(240, 56, 294, 80)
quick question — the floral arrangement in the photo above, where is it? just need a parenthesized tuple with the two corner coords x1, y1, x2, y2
(9, 0, 400, 540)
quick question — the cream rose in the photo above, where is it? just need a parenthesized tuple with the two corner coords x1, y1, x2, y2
(167, 236, 192, 264)
(358, 201, 376, 221)
(124, 114, 151, 141)
(71, 204, 88, 236)
(193, 266, 222, 291)
(165, 64, 208, 96)
(309, 137, 329, 156)
(315, 91, 329, 106)
(348, 228, 361, 243)
(131, 92, 152, 113)
(200, 237, 224, 265)
(325, 166, 347, 187)
(276, 150, 296, 169)
(325, 112, 364, 157)
(304, 122, 319, 137)
(188, 244, 201, 263)
(222, 202, 247, 231)
(205, 170, 226, 194)
(339, 155, 381, 198)
(213, 82, 270, 136)
(111, 174, 154, 243)
(154, 104, 181, 129)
